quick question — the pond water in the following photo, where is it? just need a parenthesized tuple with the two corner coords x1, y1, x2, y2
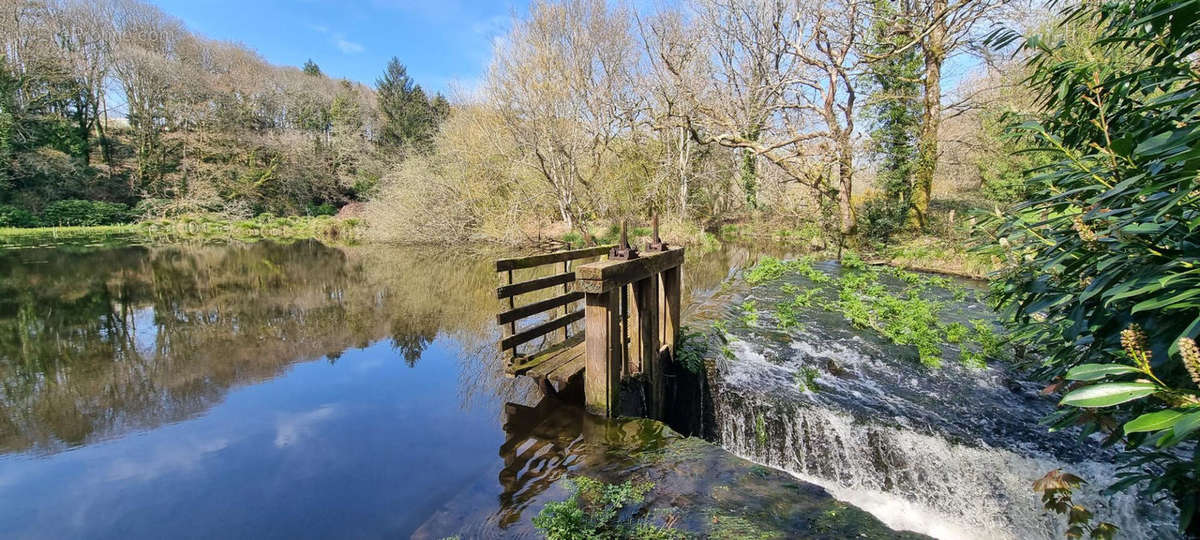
(0, 240, 1173, 538)
(0, 240, 808, 539)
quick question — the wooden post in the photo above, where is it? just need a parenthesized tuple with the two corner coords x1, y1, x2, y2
(627, 283, 642, 376)
(660, 264, 682, 359)
(633, 276, 661, 418)
(504, 269, 516, 361)
(561, 259, 570, 340)
(584, 290, 621, 417)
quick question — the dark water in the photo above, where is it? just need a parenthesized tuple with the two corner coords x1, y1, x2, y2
(0, 240, 805, 539)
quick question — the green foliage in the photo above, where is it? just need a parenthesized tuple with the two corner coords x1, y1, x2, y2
(532, 477, 683, 540)
(987, 0, 1200, 529)
(943, 322, 967, 344)
(1032, 470, 1118, 540)
(675, 327, 708, 375)
(306, 203, 338, 217)
(863, 0, 923, 239)
(40, 200, 132, 227)
(796, 366, 820, 393)
(739, 300, 759, 326)
(0, 205, 39, 227)
(376, 57, 447, 152)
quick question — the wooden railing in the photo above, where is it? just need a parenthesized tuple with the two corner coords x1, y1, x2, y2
(495, 245, 613, 381)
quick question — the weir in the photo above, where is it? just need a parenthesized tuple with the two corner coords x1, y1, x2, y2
(494, 221, 683, 418)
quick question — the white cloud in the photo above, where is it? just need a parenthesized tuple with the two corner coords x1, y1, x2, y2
(274, 404, 340, 448)
(334, 36, 365, 54)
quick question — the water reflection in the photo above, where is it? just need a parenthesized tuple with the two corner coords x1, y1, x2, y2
(0, 239, 801, 538)
(0, 241, 511, 453)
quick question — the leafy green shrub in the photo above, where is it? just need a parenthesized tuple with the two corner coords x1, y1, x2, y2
(986, 0, 1200, 530)
(858, 194, 907, 243)
(533, 477, 683, 540)
(40, 200, 132, 226)
(306, 202, 337, 216)
(0, 204, 39, 227)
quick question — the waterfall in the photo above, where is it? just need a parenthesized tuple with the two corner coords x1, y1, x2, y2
(709, 334, 1180, 540)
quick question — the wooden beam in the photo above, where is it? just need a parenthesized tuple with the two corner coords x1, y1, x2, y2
(584, 290, 621, 417)
(509, 334, 584, 375)
(575, 248, 684, 293)
(497, 272, 574, 299)
(660, 264, 682, 360)
(499, 309, 584, 350)
(497, 291, 584, 325)
(527, 340, 586, 379)
(495, 245, 613, 272)
(548, 355, 585, 384)
(633, 276, 662, 419)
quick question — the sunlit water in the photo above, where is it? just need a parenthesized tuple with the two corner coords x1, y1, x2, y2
(0, 241, 1177, 538)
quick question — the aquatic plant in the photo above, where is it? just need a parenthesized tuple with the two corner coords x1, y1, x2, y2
(796, 366, 820, 393)
(739, 300, 759, 326)
(774, 302, 801, 330)
(943, 322, 967, 344)
(533, 477, 684, 540)
(675, 328, 708, 375)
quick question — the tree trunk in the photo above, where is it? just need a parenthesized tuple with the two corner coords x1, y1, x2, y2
(911, 0, 946, 229)
(837, 137, 856, 236)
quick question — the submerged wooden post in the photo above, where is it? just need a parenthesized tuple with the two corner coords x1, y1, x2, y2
(584, 289, 622, 417)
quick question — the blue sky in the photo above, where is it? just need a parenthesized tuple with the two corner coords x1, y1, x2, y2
(148, 0, 523, 97)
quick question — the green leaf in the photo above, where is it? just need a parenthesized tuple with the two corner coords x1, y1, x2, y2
(1172, 410, 1200, 439)
(1060, 382, 1158, 408)
(1064, 363, 1141, 381)
(1124, 410, 1183, 434)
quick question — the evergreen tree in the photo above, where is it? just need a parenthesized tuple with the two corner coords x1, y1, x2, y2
(302, 59, 322, 77)
(376, 57, 429, 150)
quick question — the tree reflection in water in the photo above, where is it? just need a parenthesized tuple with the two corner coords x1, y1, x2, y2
(0, 240, 522, 454)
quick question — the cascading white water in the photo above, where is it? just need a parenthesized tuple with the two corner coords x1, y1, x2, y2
(705, 263, 1182, 540)
(716, 395, 1177, 539)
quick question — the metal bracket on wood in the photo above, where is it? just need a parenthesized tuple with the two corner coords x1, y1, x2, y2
(646, 214, 668, 251)
(609, 220, 639, 260)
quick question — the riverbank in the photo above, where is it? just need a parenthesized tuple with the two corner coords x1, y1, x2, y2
(0, 215, 364, 248)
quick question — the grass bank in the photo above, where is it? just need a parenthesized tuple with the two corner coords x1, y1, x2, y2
(0, 215, 364, 249)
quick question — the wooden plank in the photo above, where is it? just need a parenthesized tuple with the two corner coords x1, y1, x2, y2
(497, 272, 574, 299)
(495, 245, 614, 272)
(548, 355, 585, 384)
(575, 248, 684, 293)
(531, 342, 585, 380)
(660, 264, 682, 359)
(515, 337, 584, 377)
(634, 276, 662, 419)
(499, 309, 584, 350)
(497, 291, 583, 325)
(509, 334, 584, 374)
(584, 290, 622, 417)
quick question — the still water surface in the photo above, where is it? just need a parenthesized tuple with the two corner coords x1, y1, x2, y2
(0, 240, 788, 538)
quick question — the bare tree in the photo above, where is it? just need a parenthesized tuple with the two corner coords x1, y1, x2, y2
(646, 0, 868, 237)
(484, 0, 645, 233)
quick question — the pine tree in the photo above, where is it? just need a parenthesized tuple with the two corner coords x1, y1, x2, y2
(302, 59, 322, 77)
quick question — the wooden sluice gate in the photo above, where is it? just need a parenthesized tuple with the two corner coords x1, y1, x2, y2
(495, 222, 683, 418)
